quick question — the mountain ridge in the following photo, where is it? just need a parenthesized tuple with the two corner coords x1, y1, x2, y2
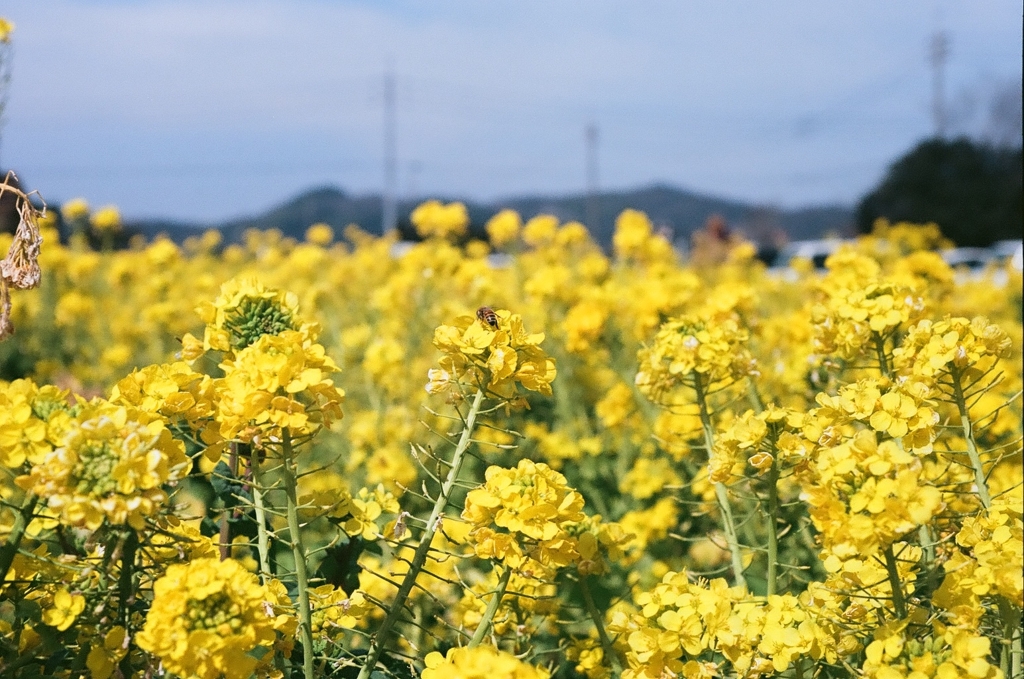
(126, 183, 854, 248)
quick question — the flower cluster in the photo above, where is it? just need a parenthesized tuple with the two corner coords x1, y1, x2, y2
(708, 406, 806, 483)
(309, 585, 372, 642)
(422, 646, 550, 679)
(935, 495, 1023, 624)
(16, 402, 188, 530)
(411, 199, 470, 240)
(429, 309, 556, 399)
(462, 459, 586, 570)
(805, 376, 939, 453)
(862, 626, 1001, 679)
(299, 483, 399, 540)
(0, 380, 76, 469)
(894, 315, 1012, 383)
(635, 315, 756, 405)
(191, 277, 318, 353)
(801, 430, 943, 564)
(812, 251, 925, 359)
(183, 278, 345, 446)
(136, 557, 294, 679)
(612, 571, 832, 679)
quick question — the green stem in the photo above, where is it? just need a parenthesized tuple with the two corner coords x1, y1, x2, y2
(1013, 623, 1022, 679)
(580, 575, 623, 677)
(280, 428, 315, 679)
(746, 377, 765, 414)
(998, 598, 1023, 679)
(357, 389, 485, 679)
(765, 448, 780, 597)
(882, 545, 907, 619)
(693, 374, 746, 589)
(874, 334, 892, 378)
(117, 531, 138, 678)
(0, 495, 37, 583)
(468, 565, 512, 648)
(219, 443, 239, 561)
(951, 367, 992, 509)
(250, 450, 274, 582)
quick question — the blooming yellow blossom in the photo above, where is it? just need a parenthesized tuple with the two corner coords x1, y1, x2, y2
(485, 208, 522, 247)
(636, 315, 756, 405)
(463, 459, 586, 569)
(40, 588, 85, 631)
(17, 403, 188, 530)
(422, 646, 550, 679)
(429, 309, 556, 398)
(411, 199, 470, 239)
(137, 557, 293, 679)
(305, 222, 334, 245)
(90, 205, 122, 234)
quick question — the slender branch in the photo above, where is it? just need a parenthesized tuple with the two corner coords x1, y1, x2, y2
(280, 428, 315, 679)
(950, 366, 992, 509)
(693, 374, 746, 589)
(874, 334, 892, 379)
(357, 389, 485, 679)
(117, 531, 138, 678)
(0, 495, 37, 583)
(250, 450, 274, 582)
(579, 575, 623, 677)
(882, 545, 907, 619)
(765, 446, 780, 597)
(218, 442, 239, 561)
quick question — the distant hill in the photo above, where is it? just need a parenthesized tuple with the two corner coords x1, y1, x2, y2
(126, 183, 853, 249)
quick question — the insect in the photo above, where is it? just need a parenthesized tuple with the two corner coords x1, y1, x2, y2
(476, 306, 499, 329)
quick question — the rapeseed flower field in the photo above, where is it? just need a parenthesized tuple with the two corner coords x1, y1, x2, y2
(0, 181, 1020, 678)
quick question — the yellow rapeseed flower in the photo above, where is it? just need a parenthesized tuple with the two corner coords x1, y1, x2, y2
(411, 200, 470, 239)
(422, 645, 550, 679)
(136, 557, 293, 679)
(429, 308, 556, 399)
(17, 402, 188, 531)
(485, 208, 521, 247)
(90, 205, 122, 234)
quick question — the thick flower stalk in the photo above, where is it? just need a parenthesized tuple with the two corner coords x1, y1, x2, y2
(359, 310, 555, 678)
(893, 316, 1013, 509)
(635, 314, 756, 587)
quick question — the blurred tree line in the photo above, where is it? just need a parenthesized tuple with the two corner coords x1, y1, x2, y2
(856, 138, 1022, 247)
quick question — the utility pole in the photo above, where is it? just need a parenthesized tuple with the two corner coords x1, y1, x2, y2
(585, 123, 599, 232)
(382, 66, 398, 234)
(929, 30, 950, 139)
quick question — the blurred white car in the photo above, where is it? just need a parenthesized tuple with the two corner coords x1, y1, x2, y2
(772, 239, 853, 271)
(990, 240, 1023, 271)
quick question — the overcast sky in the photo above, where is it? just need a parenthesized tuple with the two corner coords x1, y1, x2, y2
(1, 1, 1021, 222)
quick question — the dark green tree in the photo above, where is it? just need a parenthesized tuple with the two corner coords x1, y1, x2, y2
(856, 138, 1022, 247)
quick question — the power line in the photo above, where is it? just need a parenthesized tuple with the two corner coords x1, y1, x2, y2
(585, 123, 599, 231)
(381, 65, 398, 233)
(930, 30, 951, 138)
